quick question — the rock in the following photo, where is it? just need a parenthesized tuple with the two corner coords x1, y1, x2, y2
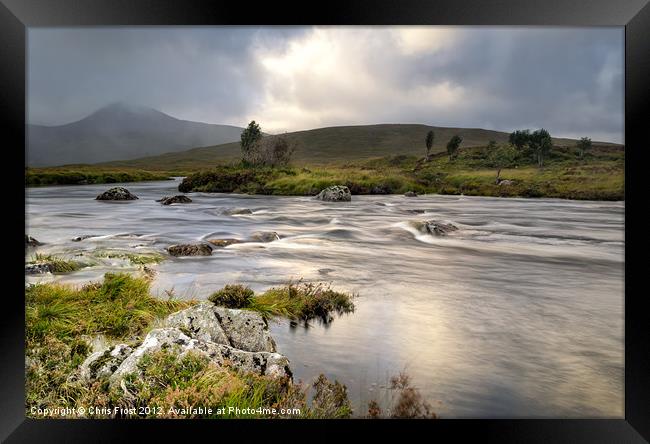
(25, 235, 43, 247)
(72, 235, 96, 242)
(314, 185, 351, 202)
(109, 328, 290, 387)
(157, 195, 192, 205)
(79, 344, 132, 382)
(96, 187, 138, 201)
(248, 232, 280, 243)
(212, 306, 277, 353)
(167, 243, 213, 257)
(223, 208, 253, 215)
(404, 191, 418, 197)
(498, 179, 514, 186)
(25, 263, 52, 274)
(370, 185, 390, 195)
(425, 220, 458, 236)
(207, 238, 242, 248)
(163, 302, 230, 345)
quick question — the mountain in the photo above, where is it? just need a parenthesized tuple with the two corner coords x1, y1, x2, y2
(99, 123, 622, 171)
(27, 103, 244, 166)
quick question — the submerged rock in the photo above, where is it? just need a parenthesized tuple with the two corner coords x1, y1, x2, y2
(157, 195, 192, 205)
(315, 185, 351, 202)
(223, 208, 253, 215)
(425, 221, 458, 236)
(25, 235, 43, 247)
(207, 238, 242, 248)
(404, 191, 418, 197)
(96, 187, 138, 201)
(72, 235, 97, 242)
(248, 231, 280, 243)
(167, 243, 213, 257)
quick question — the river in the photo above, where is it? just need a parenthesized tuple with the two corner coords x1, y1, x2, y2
(25, 178, 624, 418)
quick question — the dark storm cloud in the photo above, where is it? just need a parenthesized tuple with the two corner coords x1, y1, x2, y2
(28, 26, 623, 143)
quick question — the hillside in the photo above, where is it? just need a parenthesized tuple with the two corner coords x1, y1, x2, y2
(27, 103, 244, 166)
(99, 123, 621, 170)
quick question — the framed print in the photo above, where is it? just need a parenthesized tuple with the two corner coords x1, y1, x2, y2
(2, 0, 649, 441)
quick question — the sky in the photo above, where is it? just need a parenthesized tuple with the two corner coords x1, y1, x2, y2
(28, 26, 624, 143)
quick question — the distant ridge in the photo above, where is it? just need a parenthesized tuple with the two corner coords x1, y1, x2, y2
(99, 123, 622, 170)
(27, 103, 244, 166)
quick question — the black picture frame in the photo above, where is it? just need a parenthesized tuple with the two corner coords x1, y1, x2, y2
(3, 0, 649, 441)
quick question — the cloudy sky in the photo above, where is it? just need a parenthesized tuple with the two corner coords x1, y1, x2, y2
(28, 26, 624, 143)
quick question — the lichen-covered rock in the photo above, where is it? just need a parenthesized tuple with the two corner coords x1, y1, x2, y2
(223, 208, 253, 215)
(25, 263, 52, 274)
(207, 238, 242, 248)
(25, 235, 43, 247)
(96, 187, 138, 201)
(315, 185, 351, 202)
(157, 195, 192, 205)
(212, 306, 277, 353)
(79, 344, 132, 382)
(248, 232, 280, 243)
(109, 328, 290, 387)
(163, 302, 230, 345)
(167, 243, 213, 257)
(404, 191, 418, 197)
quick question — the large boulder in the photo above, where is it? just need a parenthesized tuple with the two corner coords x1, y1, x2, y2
(167, 243, 213, 257)
(109, 327, 290, 387)
(96, 187, 138, 201)
(413, 220, 459, 236)
(157, 195, 192, 205)
(213, 306, 277, 353)
(315, 186, 351, 202)
(79, 344, 132, 382)
(163, 302, 230, 344)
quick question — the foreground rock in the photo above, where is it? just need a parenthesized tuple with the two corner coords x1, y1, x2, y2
(413, 220, 459, 236)
(96, 187, 138, 201)
(157, 195, 192, 205)
(167, 243, 213, 257)
(207, 238, 242, 248)
(77, 303, 292, 388)
(315, 185, 351, 202)
(25, 235, 43, 247)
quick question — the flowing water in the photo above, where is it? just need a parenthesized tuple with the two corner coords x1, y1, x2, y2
(25, 178, 624, 418)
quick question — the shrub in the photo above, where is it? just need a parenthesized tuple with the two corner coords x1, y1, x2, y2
(208, 284, 255, 308)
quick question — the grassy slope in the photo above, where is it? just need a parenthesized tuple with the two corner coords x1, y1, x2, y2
(98, 124, 619, 170)
(178, 145, 624, 201)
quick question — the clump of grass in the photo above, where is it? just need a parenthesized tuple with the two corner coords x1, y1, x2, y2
(28, 253, 82, 273)
(366, 371, 437, 419)
(94, 251, 165, 265)
(308, 374, 353, 419)
(207, 284, 254, 308)
(208, 280, 355, 324)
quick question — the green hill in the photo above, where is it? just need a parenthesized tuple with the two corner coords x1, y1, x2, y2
(99, 124, 619, 171)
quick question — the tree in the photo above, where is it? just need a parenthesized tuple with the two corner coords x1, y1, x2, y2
(577, 137, 592, 158)
(446, 135, 462, 161)
(488, 144, 518, 183)
(529, 128, 552, 168)
(425, 130, 435, 160)
(240, 120, 262, 161)
(246, 134, 296, 167)
(509, 130, 531, 151)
